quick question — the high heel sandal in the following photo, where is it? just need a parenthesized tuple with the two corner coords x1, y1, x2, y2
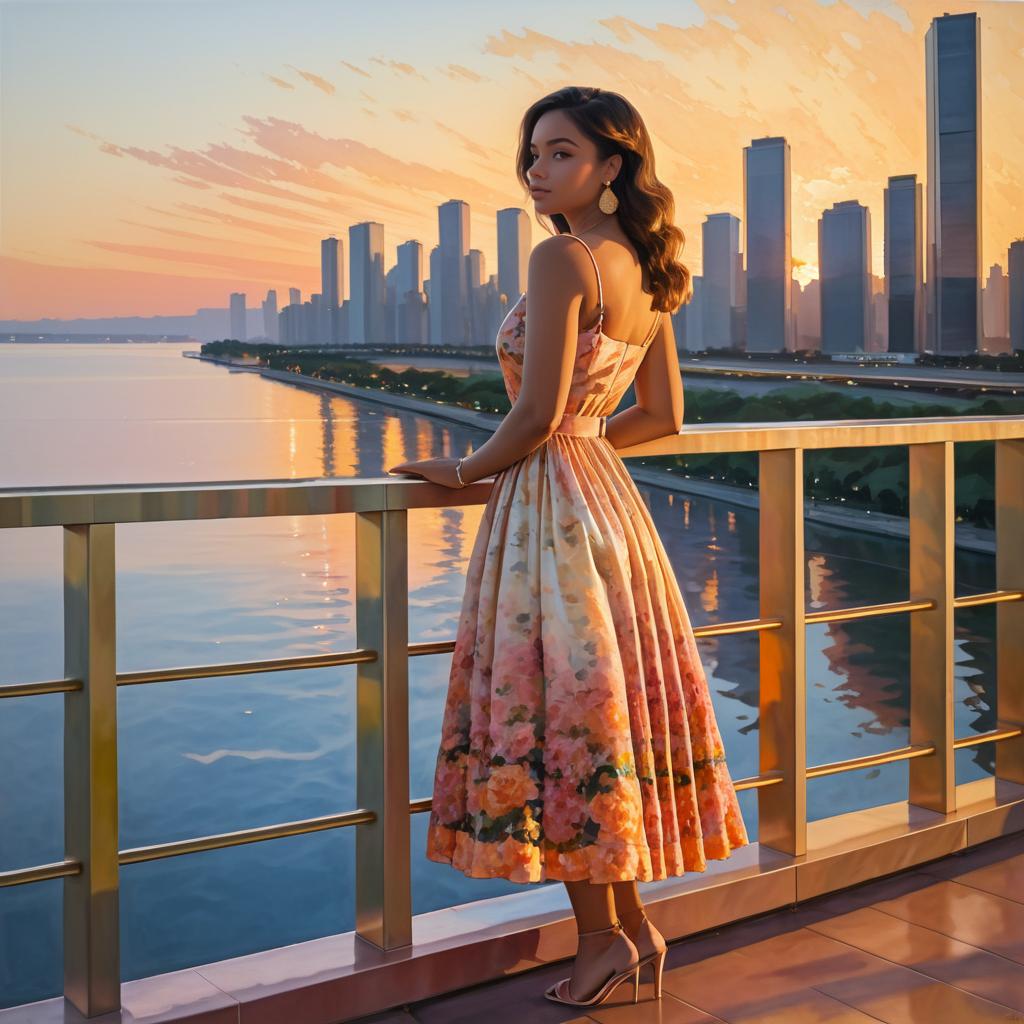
(626, 913, 669, 1000)
(543, 920, 641, 1007)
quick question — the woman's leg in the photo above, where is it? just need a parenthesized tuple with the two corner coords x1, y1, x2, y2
(564, 879, 617, 931)
(610, 879, 646, 936)
(558, 880, 637, 999)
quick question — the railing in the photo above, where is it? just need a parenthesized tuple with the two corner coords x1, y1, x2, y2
(2, 413, 1024, 1018)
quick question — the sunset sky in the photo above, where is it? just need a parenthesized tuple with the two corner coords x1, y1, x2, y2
(1, 0, 1021, 321)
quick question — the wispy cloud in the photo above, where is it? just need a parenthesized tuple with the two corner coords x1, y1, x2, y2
(340, 59, 371, 78)
(265, 73, 295, 91)
(443, 64, 485, 83)
(285, 64, 336, 95)
(368, 56, 428, 80)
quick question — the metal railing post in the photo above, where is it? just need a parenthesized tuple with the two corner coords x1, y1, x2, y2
(62, 523, 120, 1016)
(354, 507, 412, 949)
(996, 438, 1024, 784)
(908, 441, 955, 813)
(757, 448, 807, 856)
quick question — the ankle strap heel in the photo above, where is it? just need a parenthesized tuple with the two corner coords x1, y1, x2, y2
(578, 920, 624, 937)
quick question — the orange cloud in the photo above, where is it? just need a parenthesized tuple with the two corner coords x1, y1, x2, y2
(368, 57, 428, 80)
(340, 60, 371, 78)
(285, 65, 336, 95)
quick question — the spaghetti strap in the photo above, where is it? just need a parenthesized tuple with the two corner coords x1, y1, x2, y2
(563, 233, 604, 329)
(641, 309, 662, 347)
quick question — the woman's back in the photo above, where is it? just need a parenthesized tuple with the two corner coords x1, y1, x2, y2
(573, 232, 661, 348)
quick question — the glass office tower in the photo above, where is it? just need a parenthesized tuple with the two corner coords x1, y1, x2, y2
(744, 137, 792, 352)
(925, 12, 982, 353)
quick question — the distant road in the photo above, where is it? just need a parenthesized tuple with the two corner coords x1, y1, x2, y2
(682, 358, 1024, 395)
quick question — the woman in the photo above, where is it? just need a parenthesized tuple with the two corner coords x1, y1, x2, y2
(387, 85, 749, 1008)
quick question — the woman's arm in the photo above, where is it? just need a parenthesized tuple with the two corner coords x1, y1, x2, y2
(458, 234, 593, 484)
(606, 313, 684, 451)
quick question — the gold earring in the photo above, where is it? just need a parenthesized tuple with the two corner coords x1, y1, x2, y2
(598, 180, 619, 214)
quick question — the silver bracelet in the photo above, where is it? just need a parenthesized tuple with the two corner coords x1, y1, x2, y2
(455, 456, 467, 487)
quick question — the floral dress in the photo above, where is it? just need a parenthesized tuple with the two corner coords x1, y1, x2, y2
(425, 233, 749, 884)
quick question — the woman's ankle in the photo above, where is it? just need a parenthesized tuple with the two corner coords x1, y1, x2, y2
(617, 906, 646, 932)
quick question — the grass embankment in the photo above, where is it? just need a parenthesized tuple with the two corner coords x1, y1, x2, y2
(201, 340, 1024, 529)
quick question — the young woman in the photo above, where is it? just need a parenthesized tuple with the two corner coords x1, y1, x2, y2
(387, 85, 749, 1008)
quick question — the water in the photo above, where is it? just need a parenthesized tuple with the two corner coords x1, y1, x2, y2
(0, 342, 998, 1007)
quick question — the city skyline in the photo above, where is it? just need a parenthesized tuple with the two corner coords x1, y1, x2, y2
(1, 0, 1022, 322)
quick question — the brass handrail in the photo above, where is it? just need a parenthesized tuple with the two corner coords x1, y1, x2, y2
(2, 414, 1023, 1018)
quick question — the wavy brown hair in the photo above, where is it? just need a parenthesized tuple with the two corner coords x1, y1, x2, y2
(515, 85, 692, 313)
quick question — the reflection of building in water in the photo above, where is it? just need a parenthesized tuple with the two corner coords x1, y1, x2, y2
(806, 549, 910, 735)
(319, 393, 335, 479)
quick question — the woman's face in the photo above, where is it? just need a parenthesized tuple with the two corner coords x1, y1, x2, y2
(526, 109, 615, 218)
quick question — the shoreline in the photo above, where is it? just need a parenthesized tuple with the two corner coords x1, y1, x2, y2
(187, 352, 995, 554)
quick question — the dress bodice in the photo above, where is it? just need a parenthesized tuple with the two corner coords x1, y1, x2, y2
(494, 234, 661, 420)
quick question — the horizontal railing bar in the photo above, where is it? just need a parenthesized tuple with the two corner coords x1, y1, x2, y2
(807, 743, 936, 779)
(118, 808, 377, 864)
(731, 770, 786, 791)
(0, 677, 82, 699)
(3, 414, 1023, 527)
(116, 649, 379, 687)
(953, 589, 1024, 609)
(0, 859, 82, 888)
(410, 640, 456, 657)
(693, 617, 783, 638)
(806, 598, 935, 625)
(953, 726, 1024, 749)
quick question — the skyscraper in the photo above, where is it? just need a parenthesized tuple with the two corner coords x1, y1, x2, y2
(348, 222, 386, 345)
(681, 276, 704, 351)
(983, 264, 1008, 343)
(1010, 241, 1024, 354)
(319, 237, 339, 344)
(743, 136, 792, 352)
(321, 237, 340, 309)
(229, 292, 246, 342)
(261, 289, 279, 342)
(438, 200, 471, 346)
(289, 287, 301, 306)
(884, 175, 924, 353)
(925, 11, 983, 353)
(701, 214, 742, 349)
(497, 208, 530, 312)
(395, 240, 427, 345)
(819, 200, 872, 354)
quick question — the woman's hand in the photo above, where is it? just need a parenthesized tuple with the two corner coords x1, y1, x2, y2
(386, 456, 466, 489)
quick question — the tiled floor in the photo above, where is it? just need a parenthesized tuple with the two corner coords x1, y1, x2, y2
(353, 830, 1024, 1024)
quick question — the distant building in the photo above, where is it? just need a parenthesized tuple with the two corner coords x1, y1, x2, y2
(701, 214, 742, 349)
(497, 208, 531, 313)
(394, 240, 428, 345)
(229, 292, 246, 342)
(261, 289, 279, 342)
(321, 236, 343, 345)
(743, 136, 792, 352)
(1010, 241, 1024, 354)
(983, 263, 1009, 344)
(680, 275, 704, 351)
(819, 200, 871, 354)
(289, 287, 301, 306)
(349, 222, 387, 345)
(884, 174, 924, 354)
(438, 200, 471, 346)
(792, 278, 821, 352)
(925, 11, 983, 353)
